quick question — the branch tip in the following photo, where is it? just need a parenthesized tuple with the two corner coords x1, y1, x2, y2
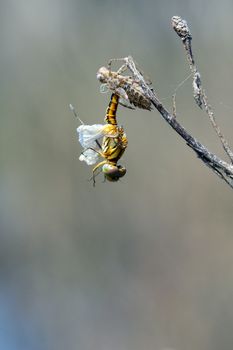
(171, 16, 192, 41)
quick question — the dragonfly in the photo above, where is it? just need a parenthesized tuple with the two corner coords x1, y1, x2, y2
(97, 56, 154, 111)
(72, 93, 128, 186)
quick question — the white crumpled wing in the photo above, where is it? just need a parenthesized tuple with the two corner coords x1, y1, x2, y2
(77, 124, 119, 166)
(77, 124, 105, 149)
(79, 149, 100, 165)
(77, 124, 105, 165)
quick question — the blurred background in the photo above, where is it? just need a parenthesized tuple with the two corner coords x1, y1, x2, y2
(1, 0, 233, 349)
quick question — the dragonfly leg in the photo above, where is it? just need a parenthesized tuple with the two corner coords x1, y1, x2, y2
(91, 160, 108, 186)
(107, 58, 128, 75)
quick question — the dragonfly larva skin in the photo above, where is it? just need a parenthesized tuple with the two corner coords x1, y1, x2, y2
(97, 66, 153, 111)
(123, 82, 152, 110)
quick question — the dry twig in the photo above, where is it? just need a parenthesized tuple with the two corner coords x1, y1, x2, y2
(97, 17, 233, 189)
(172, 16, 233, 163)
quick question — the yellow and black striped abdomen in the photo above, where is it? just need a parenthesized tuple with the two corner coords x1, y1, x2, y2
(102, 137, 124, 162)
(102, 127, 128, 163)
(105, 93, 119, 125)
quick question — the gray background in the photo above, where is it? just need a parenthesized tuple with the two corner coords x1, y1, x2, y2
(1, 0, 233, 349)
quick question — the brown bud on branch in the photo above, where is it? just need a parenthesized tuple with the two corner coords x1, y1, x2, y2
(171, 16, 192, 41)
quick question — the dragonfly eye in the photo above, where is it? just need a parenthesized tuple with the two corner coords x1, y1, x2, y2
(102, 164, 126, 182)
(97, 74, 105, 83)
(96, 67, 109, 83)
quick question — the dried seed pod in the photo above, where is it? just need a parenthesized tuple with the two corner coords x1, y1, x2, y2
(171, 16, 191, 41)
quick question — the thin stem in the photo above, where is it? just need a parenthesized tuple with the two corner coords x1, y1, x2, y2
(172, 16, 233, 163)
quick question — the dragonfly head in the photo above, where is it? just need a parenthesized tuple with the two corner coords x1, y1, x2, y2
(102, 163, 126, 182)
(96, 66, 110, 83)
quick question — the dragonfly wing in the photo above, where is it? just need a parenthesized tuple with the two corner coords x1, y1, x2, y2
(79, 149, 100, 165)
(77, 124, 119, 166)
(77, 124, 105, 165)
(77, 124, 105, 149)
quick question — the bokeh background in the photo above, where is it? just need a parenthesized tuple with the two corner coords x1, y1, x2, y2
(1, 0, 233, 349)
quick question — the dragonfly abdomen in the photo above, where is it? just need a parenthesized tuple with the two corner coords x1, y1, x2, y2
(105, 93, 119, 125)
